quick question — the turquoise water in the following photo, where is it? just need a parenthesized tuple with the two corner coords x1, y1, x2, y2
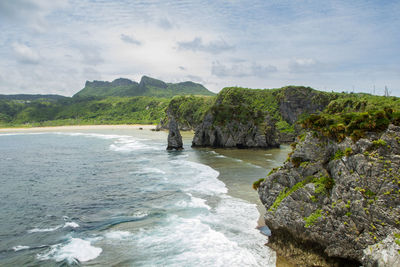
(0, 129, 289, 266)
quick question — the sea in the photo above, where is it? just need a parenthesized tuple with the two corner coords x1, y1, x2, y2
(0, 128, 290, 266)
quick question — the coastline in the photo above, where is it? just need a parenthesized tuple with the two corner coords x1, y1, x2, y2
(0, 124, 156, 133)
(1, 126, 293, 266)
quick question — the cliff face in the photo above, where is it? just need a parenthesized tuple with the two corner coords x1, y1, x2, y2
(258, 125, 400, 266)
(192, 86, 332, 148)
(192, 113, 280, 148)
(279, 86, 334, 124)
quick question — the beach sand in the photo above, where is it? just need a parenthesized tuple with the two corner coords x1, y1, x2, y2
(0, 124, 156, 133)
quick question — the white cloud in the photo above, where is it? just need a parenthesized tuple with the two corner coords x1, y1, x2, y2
(211, 61, 277, 78)
(177, 37, 234, 54)
(0, 0, 68, 32)
(12, 43, 40, 64)
(0, 0, 399, 96)
(120, 34, 142, 45)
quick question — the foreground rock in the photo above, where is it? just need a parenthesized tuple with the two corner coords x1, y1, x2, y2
(167, 115, 183, 150)
(258, 125, 400, 266)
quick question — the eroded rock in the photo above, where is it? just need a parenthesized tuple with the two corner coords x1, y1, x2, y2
(258, 125, 400, 266)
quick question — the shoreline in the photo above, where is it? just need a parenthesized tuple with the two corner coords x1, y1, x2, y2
(0, 124, 156, 133)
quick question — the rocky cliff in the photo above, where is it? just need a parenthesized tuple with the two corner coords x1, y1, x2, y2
(192, 86, 334, 148)
(257, 125, 400, 266)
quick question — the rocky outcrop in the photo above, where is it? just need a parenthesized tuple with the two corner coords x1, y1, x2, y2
(192, 113, 279, 148)
(191, 86, 335, 148)
(258, 124, 400, 266)
(278, 86, 334, 124)
(167, 115, 183, 150)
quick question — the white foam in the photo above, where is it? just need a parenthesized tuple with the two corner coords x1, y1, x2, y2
(132, 211, 148, 218)
(53, 132, 151, 152)
(135, 214, 272, 266)
(142, 167, 166, 174)
(170, 160, 227, 195)
(105, 231, 133, 240)
(64, 222, 79, 228)
(109, 136, 150, 152)
(13, 245, 30, 251)
(175, 194, 211, 210)
(28, 225, 62, 233)
(37, 238, 102, 263)
(209, 151, 227, 158)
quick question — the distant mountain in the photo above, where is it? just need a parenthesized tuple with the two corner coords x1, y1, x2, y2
(0, 94, 68, 101)
(73, 76, 215, 98)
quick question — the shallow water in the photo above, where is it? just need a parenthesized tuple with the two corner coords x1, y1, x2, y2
(0, 129, 290, 266)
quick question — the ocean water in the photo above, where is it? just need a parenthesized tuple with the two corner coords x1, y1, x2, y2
(0, 129, 289, 266)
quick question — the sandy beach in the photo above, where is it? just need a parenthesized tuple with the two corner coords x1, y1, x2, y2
(0, 124, 156, 133)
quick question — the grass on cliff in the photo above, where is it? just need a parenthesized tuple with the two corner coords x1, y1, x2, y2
(301, 94, 400, 142)
(164, 95, 215, 128)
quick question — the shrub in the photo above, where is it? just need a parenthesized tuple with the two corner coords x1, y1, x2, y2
(252, 178, 265, 190)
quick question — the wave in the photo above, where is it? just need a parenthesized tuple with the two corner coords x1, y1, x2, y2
(169, 159, 227, 195)
(175, 193, 211, 210)
(28, 225, 62, 233)
(12, 245, 30, 251)
(28, 221, 79, 233)
(104, 230, 133, 240)
(37, 237, 102, 264)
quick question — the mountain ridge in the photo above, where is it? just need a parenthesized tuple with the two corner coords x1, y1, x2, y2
(74, 76, 215, 98)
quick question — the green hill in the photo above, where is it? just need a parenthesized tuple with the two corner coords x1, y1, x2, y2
(73, 76, 215, 98)
(0, 94, 68, 101)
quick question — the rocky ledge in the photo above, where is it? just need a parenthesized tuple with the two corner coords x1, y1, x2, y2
(258, 124, 400, 266)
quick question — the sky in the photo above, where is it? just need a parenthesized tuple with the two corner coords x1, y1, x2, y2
(0, 0, 399, 96)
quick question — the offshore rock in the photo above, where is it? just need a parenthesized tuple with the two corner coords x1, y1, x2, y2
(167, 115, 183, 150)
(258, 125, 400, 266)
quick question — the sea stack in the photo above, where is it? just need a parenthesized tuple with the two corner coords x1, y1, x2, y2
(167, 115, 183, 150)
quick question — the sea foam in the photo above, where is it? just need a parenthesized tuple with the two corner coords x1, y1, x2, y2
(104, 231, 133, 240)
(37, 238, 102, 263)
(13, 245, 30, 251)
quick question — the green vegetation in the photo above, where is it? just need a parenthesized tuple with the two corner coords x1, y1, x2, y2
(164, 95, 215, 128)
(211, 87, 281, 127)
(74, 76, 215, 98)
(372, 139, 387, 147)
(301, 94, 400, 142)
(332, 149, 345, 160)
(0, 96, 171, 126)
(276, 120, 295, 133)
(344, 147, 353, 156)
(269, 175, 315, 212)
(313, 175, 335, 194)
(252, 178, 265, 190)
(304, 209, 322, 228)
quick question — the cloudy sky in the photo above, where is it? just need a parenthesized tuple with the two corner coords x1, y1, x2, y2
(0, 0, 399, 96)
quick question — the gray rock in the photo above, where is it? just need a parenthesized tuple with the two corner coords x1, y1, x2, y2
(258, 125, 400, 266)
(167, 115, 183, 150)
(192, 113, 280, 148)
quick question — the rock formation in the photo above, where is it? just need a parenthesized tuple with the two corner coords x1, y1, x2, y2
(258, 125, 400, 266)
(192, 113, 280, 148)
(167, 115, 183, 150)
(191, 86, 334, 148)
